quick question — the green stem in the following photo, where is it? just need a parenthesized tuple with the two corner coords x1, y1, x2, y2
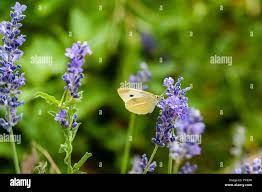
(173, 159, 181, 173)
(67, 156, 72, 173)
(143, 144, 159, 174)
(10, 128, 20, 174)
(59, 92, 74, 174)
(168, 153, 173, 174)
(168, 129, 175, 174)
(121, 113, 136, 174)
(66, 126, 73, 174)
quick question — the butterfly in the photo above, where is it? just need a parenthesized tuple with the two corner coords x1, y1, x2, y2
(117, 88, 160, 115)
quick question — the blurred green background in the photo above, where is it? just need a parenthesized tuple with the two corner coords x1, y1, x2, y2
(0, 0, 261, 173)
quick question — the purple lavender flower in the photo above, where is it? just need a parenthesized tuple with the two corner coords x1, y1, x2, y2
(170, 108, 205, 160)
(235, 158, 262, 174)
(161, 77, 191, 120)
(129, 63, 151, 90)
(129, 154, 156, 174)
(12, 2, 27, 14)
(129, 156, 143, 174)
(140, 32, 156, 54)
(54, 109, 79, 129)
(65, 42, 92, 60)
(55, 110, 69, 128)
(63, 41, 92, 98)
(141, 154, 157, 172)
(71, 113, 78, 128)
(253, 158, 262, 173)
(0, 2, 26, 132)
(54, 42, 90, 129)
(178, 162, 197, 174)
(170, 141, 201, 159)
(152, 107, 177, 147)
(175, 108, 205, 135)
(152, 77, 191, 147)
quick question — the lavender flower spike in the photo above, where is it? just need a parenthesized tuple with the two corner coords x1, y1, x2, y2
(129, 154, 156, 174)
(152, 77, 191, 147)
(170, 108, 205, 160)
(63, 41, 92, 98)
(129, 62, 151, 90)
(178, 162, 197, 174)
(235, 158, 262, 174)
(55, 42, 89, 129)
(0, 2, 27, 132)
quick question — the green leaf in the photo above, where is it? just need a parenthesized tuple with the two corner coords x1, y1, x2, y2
(48, 111, 57, 117)
(73, 152, 92, 171)
(58, 143, 67, 153)
(35, 92, 60, 107)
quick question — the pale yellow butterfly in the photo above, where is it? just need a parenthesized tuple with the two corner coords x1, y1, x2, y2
(117, 88, 160, 115)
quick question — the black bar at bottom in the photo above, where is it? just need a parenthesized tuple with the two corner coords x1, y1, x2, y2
(0, 174, 261, 191)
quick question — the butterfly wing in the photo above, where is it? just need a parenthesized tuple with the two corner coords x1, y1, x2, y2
(117, 88, 158, 115)
(125, 96, 157, 114)
(117, 88, 146, 103)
